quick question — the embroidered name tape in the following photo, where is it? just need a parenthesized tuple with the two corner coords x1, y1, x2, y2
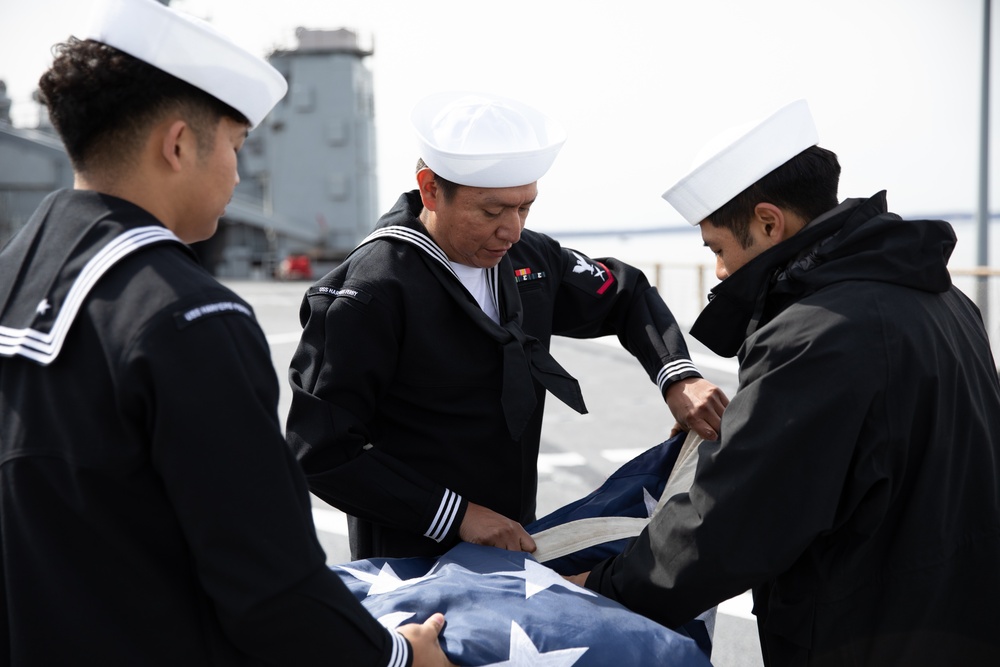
(174, 301, 253, 329)
(309, 285, 373, 304)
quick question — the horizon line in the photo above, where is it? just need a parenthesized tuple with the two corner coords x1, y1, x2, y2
(540, 212, 1000, 237)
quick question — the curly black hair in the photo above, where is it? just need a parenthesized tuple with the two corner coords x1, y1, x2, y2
(38, 37, 246, 175)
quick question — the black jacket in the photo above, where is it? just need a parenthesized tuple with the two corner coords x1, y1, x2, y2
(587, 193, 1000, 666)
(286, 190, 701, 559)
(0, 190, 408, 666)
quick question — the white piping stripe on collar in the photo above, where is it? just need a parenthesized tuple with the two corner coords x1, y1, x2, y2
(358, 227, 456, 278)
(359, 226, 502, 315)
(485, 265, 500, 316)
(0, 226, 181, 365)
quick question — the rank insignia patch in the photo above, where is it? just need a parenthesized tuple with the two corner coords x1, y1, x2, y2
(568, 251, 615, 295)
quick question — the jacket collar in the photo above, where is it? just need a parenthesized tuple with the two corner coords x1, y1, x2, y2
(689, 193, 887, 358)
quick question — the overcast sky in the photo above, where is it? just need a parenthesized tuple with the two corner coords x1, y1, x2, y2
(1, 0, 997, 232)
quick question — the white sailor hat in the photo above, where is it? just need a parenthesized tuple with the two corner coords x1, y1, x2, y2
(82, 0, 287, 128)
(663, 99, 819, 225)
(411, 91, 567, 188)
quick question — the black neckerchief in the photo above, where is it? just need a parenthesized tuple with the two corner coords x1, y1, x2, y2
(351, 192, 587, 439)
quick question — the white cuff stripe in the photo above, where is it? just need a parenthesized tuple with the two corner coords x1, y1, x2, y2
(387, 630, 409, 667)
(425, 489, 461, 543)
(656, 359, 700, 390)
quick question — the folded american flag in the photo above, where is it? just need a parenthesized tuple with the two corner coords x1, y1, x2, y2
(331, 432, 712, 666)
(525, 433, 685, 574)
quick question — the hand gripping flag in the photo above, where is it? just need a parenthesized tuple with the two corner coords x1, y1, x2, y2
(330, 431, 713, 667)
(525, 431, 691, 574)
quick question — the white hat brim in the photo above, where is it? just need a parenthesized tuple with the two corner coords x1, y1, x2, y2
(412, 91, 567, 188)
(663, 99, 819, 225)
(82, 0, 287, 128)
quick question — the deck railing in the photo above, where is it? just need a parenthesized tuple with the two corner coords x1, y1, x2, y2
(637, 262, 1000, 366)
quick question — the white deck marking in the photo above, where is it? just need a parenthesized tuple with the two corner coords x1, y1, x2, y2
(718, 590, 755, 621)
(312, 507, 349, 536)
(265, 331, 302, 345)
(537, 452, 587, 473)
(600, 448, 645, 463)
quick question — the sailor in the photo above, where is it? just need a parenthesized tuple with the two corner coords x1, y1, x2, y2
(572, 100, 1000, 665)
(0, 0, 451, 664)
(285, 91, 728, 560)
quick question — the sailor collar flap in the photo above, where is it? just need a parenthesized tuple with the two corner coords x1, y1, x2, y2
(349, 193, 587, 438)
(0, 190, 184, 365)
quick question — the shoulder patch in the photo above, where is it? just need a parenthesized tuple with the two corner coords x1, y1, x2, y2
(174, 300, 254, 330)
(564, 251, 615, 295)
(308, 284, 373, 305)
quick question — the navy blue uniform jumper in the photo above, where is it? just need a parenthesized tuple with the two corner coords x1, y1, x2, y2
(0, 190, 411, 667)
(286, 190, 702, 559)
